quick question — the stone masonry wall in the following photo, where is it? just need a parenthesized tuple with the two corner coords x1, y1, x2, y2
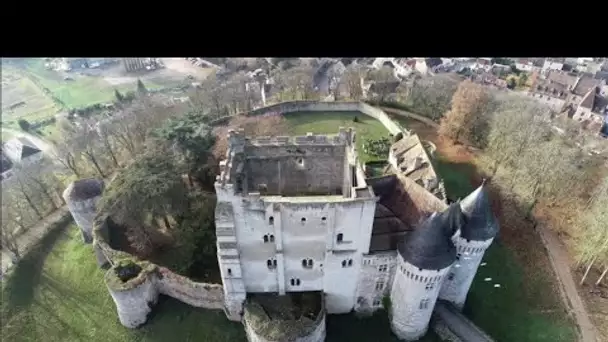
(94, 216, 227, 328)
(210, 101, 406, 136)
(155, 266, 224, 309)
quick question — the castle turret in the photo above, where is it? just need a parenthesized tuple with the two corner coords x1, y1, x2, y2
(390, 203, 463, 341)
(439, 181, 499, 310)
(63, 178, 105, 243)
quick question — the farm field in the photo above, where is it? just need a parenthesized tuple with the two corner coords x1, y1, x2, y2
(1, 67, 60, 124)
(20, 59, 186, 109)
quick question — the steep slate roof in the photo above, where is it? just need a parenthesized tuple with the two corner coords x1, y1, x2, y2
(390, 134, 438, 187)
(13, 137, 42, 159)
(63, 178, 105, 201)
(580, 87, 597, 109)
(459, 182, 499, 242)
(572, 76, 602, 96)
(398, 203, 463, 270)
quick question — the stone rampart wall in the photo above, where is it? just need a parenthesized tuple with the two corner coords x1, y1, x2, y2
(210, 101, 407, 136)
(93, 215, 226, 328)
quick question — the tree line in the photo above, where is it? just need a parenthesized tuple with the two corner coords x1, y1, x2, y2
(437, 80, 607, 286)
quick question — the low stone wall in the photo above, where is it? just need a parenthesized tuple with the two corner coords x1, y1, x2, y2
(93, 215, 226, 328)
(243, 298, 326, 342)
(210, 101, 407, 136)
(156, 266, 224, 309)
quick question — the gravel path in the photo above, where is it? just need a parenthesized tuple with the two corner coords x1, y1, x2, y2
(537, 224, 599, 342)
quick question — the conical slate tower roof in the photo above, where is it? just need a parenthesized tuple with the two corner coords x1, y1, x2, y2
(63, 178, 105, 201)
(398, 203, 464, 270)
(459, 181, 499, 242)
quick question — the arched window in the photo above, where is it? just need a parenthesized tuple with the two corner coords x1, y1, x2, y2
(307, 259, 313, 267)
(273, 259, 277, 267)
(269, 216, 274, 225)
(296, 279, 301, 286)
(227, 268, 232, 276)
(267, 259, 272, 268)
(348, 259, 353, 267)
(302, 259, 307, 268)
(269, 235, 275, 242)
(321, 217, 327, 223)
(341, 260, 347, 267)
(337, 233, 343, 243)
(263, 235, 269, 243)
(290, 278, 295, 286)
(301, 217, 307, 224)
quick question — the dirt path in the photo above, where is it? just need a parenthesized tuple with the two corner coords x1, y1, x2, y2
(386, 106, 599, 341)
(537, 225, 599, 342)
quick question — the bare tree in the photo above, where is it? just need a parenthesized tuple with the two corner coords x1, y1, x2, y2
(366, 66, 398, 102)
(272, 65, 318, 101)
(340, 63, 365, 101)
(485, 100, 552, 176)
(408, 75, 460, 121)
(439, 80, 491, 144)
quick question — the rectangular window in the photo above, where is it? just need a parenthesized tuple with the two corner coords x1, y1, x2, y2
(373, 299, 381, 306)
(425, 282, 434, 291)
(419, 299, 430, 310)
(375, 281, 384, 291)
(378, 264, 388, 272)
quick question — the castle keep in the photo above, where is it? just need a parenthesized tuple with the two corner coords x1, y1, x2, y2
(214, 127, 499, 341)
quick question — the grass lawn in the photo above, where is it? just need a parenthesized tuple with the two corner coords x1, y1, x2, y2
(433, 154, 577, 342)
(284, 111, 393, 163)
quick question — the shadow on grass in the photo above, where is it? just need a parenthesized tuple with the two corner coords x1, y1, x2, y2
(138, 295, 247, 342)
(326, 311, 441, 342)
(2, 215, 73, 315)
(433, 156, 477, 201)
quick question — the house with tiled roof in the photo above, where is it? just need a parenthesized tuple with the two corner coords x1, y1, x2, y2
(571, 86, 608, 134)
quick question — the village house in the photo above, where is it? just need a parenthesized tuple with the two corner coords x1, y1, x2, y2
(470, 58, 493, 73)
(568, 86, 608, 134)
(2, 137, 43, 167)
(528, 70, 605, 112)
(515, 58, 542, 73)
(542, 58, 567, 73)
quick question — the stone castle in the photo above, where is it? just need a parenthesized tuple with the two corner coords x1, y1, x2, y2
(64, 102, 499, 341)
(214, 127, 498, 341)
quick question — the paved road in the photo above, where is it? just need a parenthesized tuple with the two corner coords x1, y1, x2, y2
(537, 225, 599, 342)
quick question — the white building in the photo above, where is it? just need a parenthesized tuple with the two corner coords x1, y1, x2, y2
(214, 127, 499, 341)
(2, 137, 43, 167)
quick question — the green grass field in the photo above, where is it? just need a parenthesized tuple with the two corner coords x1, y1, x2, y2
(284, 111, 393, 163)
(20, 59, 180, 110)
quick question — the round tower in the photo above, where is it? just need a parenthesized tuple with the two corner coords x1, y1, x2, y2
(390, 204, 463, 341)
(439, 181, 499, 310)
(63, 178, 105, 244)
